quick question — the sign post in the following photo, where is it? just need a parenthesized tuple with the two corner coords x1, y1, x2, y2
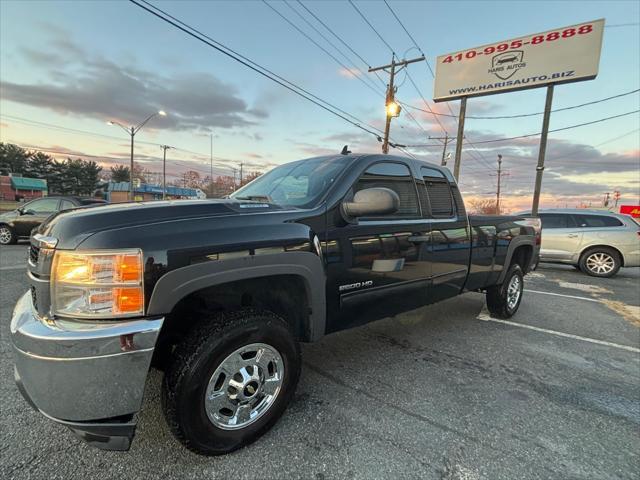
(453, 97, 467, 181)
(433, 19, 605, 213)
(531, 84, 554, 215)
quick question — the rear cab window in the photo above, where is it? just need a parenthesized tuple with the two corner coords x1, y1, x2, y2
(420, 167, 456, 218)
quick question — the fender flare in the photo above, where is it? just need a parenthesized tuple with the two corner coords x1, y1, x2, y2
(497, 237, 535, 284)
(147, 251, 326, 342)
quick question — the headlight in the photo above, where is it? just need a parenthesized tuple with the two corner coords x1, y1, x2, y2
(51, 249, 144, 318)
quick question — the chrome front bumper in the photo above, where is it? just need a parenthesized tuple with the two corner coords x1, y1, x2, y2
(11, 291, 163, 450)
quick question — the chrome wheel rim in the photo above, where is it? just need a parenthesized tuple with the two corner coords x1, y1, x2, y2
(506, 274, 522, 310)
(205, 342, 284, 430)
(0, 227, 11, 244)
(586, 252, 615, 275)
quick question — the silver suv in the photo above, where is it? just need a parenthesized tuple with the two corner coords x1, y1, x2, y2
(527, 209, 639, 277)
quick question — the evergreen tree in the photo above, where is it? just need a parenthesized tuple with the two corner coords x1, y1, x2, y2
(0, 142, 30, 176)
(110, 165, 130, 182)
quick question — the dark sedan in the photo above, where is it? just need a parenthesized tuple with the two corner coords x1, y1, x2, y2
(0, 196, 107, 245)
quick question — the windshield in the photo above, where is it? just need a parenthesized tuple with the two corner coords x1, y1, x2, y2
(231, 156, 352, 208)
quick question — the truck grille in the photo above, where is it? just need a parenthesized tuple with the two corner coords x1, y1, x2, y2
(29, 245, 40, 266)
(30, 285, 38, 311)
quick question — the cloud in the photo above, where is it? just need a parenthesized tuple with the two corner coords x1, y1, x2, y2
(3, 29, 266, 132)
(338, 67, 362, 79)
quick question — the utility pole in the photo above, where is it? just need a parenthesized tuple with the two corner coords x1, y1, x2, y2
(368, 55, 425, 154)
(496, 154, 503, 215)
(613, 190, 621, 208)
(160, 145, 172, 200)
(239, 162, 244, 187)
(429, 135, 450, 166)
(531, 84, 554, 216)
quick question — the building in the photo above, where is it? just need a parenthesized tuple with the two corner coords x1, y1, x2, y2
(0, 175, 47, 201)
(103, 182, 200, 203)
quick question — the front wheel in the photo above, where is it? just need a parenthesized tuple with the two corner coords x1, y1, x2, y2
(162, 309, 301, 455)
(579, 248, 621, 278)
(486, 264, 524, 319)
(0, 225, 16, 245)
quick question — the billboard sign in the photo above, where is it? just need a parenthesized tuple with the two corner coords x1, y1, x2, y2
(434, 19, 605, 102)
(620, 205, 640, 219)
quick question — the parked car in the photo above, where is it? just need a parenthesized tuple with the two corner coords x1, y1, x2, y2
(0, 196, 107, 245)
(524, 209, 640, 277)
(11, 154, 540, 455)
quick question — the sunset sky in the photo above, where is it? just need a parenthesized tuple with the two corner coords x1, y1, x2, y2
(1, 0, 638, 211)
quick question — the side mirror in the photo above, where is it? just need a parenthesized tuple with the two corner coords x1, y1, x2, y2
(342, 187, 399, 218)
(23, 209, 35, 215)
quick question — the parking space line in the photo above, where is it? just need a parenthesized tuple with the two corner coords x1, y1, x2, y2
(477, 309, 640, 353)
(525, 289, 601, 303)
(0, 265, 25, 271)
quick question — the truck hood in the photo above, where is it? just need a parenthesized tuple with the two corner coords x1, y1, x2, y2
(37, 199, 286, 249)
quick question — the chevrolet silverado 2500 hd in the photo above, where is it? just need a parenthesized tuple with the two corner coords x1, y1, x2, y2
(11, 153, 540, 455)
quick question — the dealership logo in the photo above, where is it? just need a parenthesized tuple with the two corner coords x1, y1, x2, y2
(488, 51, 526, 80)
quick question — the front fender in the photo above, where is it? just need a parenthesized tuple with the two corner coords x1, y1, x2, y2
(147, 251, 327, 341)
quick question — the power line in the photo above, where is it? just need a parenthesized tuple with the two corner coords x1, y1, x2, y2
(382, 0, 495, 174)
(402, 88, 640, 120)
(129, 0, 385, 141)
(0, 113, 263, 169)
(343, 1, 436, 142)
(296, 0, 386, 88)
(404, 110, 640, 147)
(263, 0, 384, 98)
(347, 0, 395, 54)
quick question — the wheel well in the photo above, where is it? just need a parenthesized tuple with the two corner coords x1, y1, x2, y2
(579, 245, 624, 266)
(154, 275, 310, 366)
(510, 245, 533, 271)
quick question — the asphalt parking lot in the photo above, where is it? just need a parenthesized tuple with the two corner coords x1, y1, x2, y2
(1, 243, 639, 480)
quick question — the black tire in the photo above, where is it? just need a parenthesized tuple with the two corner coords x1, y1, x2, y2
(162, 309, 301, 455)
(486, 264, 524, 319)
(0, 224, 17, 245)
(579, 247, 621, 278)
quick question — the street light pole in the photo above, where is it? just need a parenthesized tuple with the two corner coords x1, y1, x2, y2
(130, 127, 135, 200)
(108, 110, 167, 201)
(160, 145, 172, 200)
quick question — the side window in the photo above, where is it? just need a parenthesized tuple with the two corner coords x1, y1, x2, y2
(574, 215, 623, 228)
(25, 198, 59, 213)
(60, 200, 75, 210)
(421, 167, 455, 218)
(539, 214, 569, 229)
(354, 162, 419, 217)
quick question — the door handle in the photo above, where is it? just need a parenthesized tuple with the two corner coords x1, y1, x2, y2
(407, 235, 430, 243)
(567, 234, 579, 238)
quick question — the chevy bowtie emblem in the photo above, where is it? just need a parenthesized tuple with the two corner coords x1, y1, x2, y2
(490, 51, 525, 80)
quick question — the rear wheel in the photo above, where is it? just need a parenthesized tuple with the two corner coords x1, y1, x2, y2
(162, 309, 301, 455)
(486, 264, 524, 319)
(0, 225, 16, 245)
(579, 248, 621, 278)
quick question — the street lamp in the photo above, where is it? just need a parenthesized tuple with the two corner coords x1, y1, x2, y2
(108, 110, 167, 201)
(385, 101, 401, 118)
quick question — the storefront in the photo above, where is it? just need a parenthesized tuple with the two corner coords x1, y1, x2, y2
(0, 175, 47, 201)
(104, 182, 199, 203)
